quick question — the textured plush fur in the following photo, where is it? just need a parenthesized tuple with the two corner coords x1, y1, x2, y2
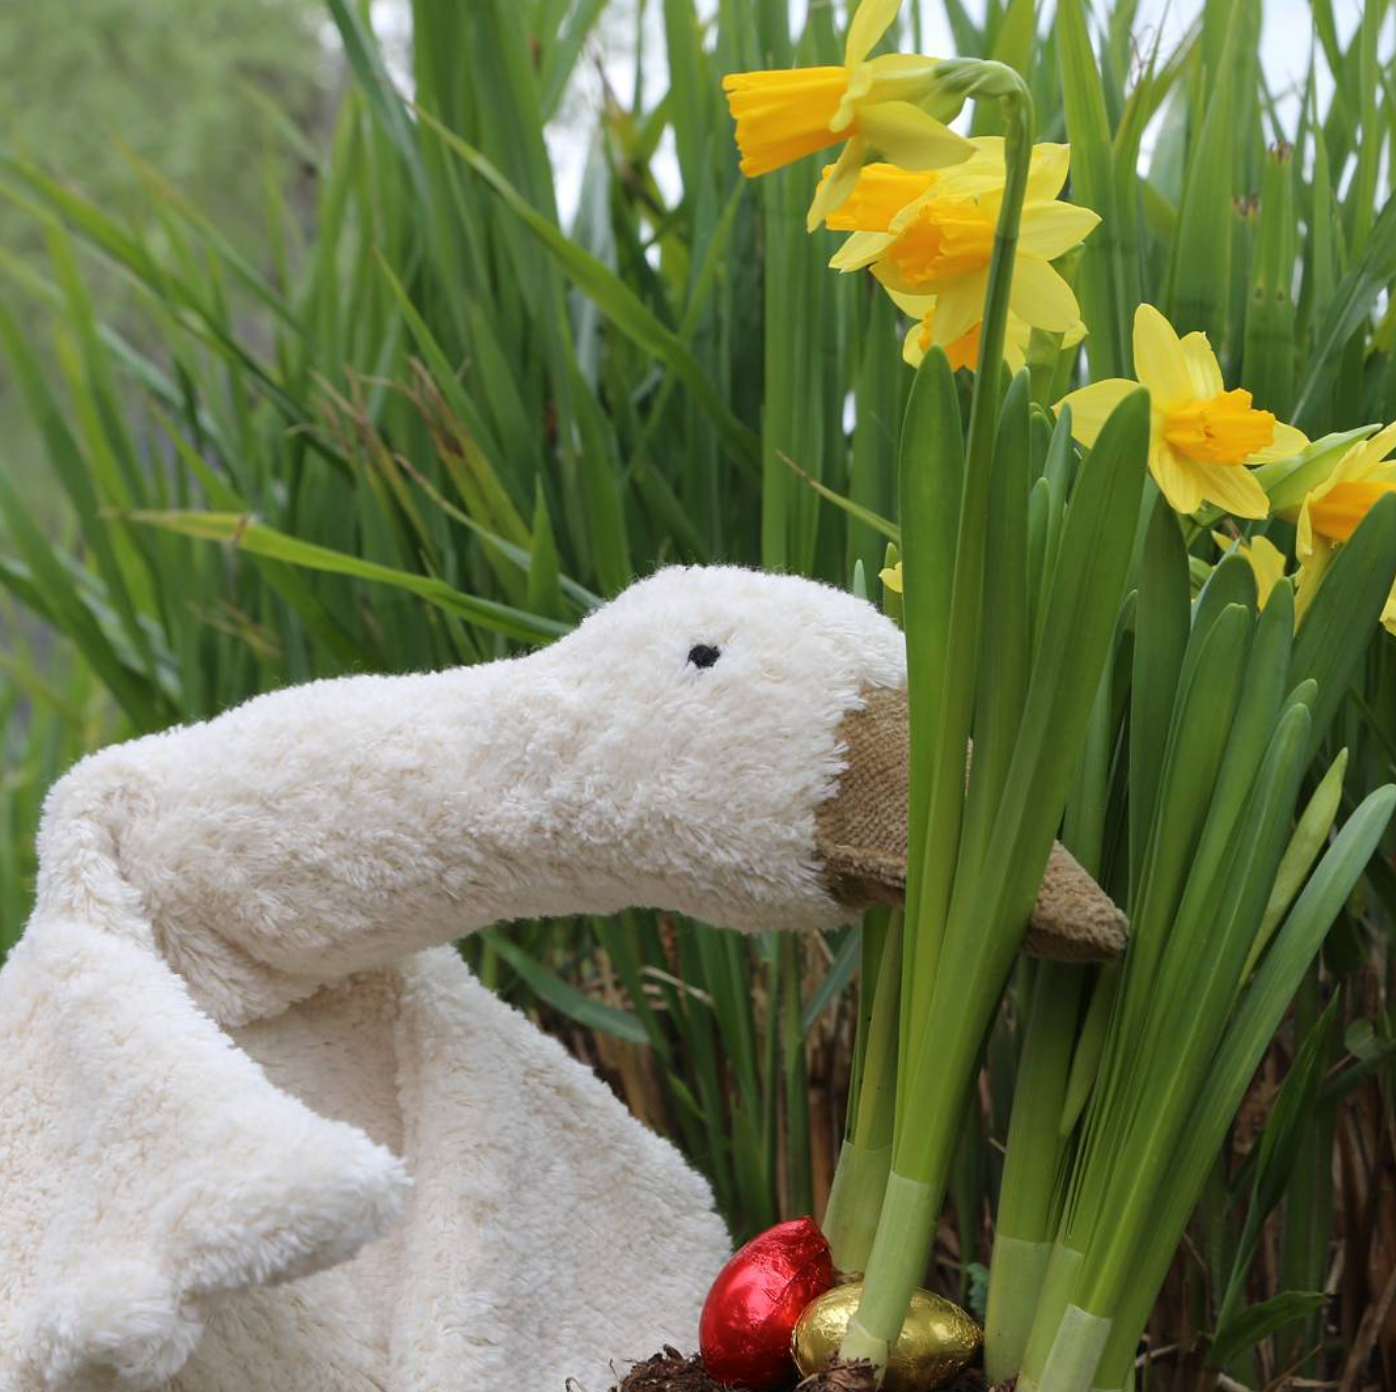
(0, 567, 907, 1392)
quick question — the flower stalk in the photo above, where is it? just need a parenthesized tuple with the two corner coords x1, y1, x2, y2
(822, 912, 902, 1274)
(895, 57, 1036, 1106)
(982, 961, 1086, 1382)
(842, 58, 1039, 1374)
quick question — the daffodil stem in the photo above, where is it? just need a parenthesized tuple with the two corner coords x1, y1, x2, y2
(984, 961, 1085, 1383)
(841, 62, 1037, 1380)
(851, 913, 901, 1156)
(824, 913, 901, 1273)
(896, 58, 1038, 1070)
(822, 1140, 893, 1276)
(1016, 1241, 1087, 1392)
(963, 66, 1035, 421)
(1022, 1303, 1113, 1392)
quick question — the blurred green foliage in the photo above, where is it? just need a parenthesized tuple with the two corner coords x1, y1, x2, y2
(0, 0, 325, 494)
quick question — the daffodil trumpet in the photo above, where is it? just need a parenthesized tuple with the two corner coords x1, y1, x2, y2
(721, 0, 973, 232)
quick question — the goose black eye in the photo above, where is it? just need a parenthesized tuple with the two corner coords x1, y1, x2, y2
(687, 643, 721, 670)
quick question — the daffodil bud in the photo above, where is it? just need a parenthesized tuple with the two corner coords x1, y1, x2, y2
(933, 57, 1029, 104)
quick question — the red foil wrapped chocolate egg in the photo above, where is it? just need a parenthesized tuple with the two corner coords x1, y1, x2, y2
(699, 1216, 836, 1390)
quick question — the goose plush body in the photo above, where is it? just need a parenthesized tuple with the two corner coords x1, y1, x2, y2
(0, 566, 1123, 1392)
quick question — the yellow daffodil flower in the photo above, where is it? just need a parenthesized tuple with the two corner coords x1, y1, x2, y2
(829, 140, 1098, 348)
(1294, 421, 1396, 633)
(1210, 531, 1288, 609)
(722, 0, 972, 230)
(1057, 304, 1308, 519)
(880, 560, 903, 593)
(885, 285, 1084, 373)
(823, 141, 1015, 232)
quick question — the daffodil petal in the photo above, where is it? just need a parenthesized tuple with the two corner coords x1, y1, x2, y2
(1247, 420, 1310, 463)
(884, 286, 935, 317)
(1297, 495, 1317, 561)
(845, 0, 903, 67)
(1024, 143, 1071, 202)
(1380, 578, 1396, 635)
(1003, 317, 1030, 374)
(831, 230, 896, 272)
(855, 53, 947, 104)
(857, 101, 974, 170)
(1293, 539, 1334, 627)
(966, 137, 1004, 161)
(1150, 443, 1208, 516)
(1133, 303, 1195, 408)
(1008, 255, 1080, 333)
(1055, 379, 1137, 448)
(1354, 420, 1396, 472)
(1246, 534, 1289, 606)
(1330, 438, 1375, 486)
(927, 272, 987, 342)
(979, 143, 1072, 223)
(1212, 532, 1289, 607)
(901, 320, 927, 367)
(1176, 330, 1223, 399)
(935, 165, 1016, 201)
(929, 137, 1011, 197)
(1188, 460, 1271, 519)
(807, 137, 866, 231)
(1017, 202, 1102, 261)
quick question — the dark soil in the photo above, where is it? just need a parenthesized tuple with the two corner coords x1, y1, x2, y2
(608, 1346, 733, 1391)
(949, 1373, 995, 1392)
(605, 1352, 999, 1392)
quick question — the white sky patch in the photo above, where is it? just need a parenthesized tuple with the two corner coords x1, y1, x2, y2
(546, 0, 1389, 226)
(334, 1, 1390, 228)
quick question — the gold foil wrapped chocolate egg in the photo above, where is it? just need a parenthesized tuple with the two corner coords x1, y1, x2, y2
(791, 1282, 981, 1391)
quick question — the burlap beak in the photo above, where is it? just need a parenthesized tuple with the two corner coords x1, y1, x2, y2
(814, 688, 1127, 962)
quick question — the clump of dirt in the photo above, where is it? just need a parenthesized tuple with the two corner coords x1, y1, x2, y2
(610, 1347, 735, 1392)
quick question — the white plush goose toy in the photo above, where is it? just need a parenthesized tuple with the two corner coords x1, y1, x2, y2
(0, 566, 1122, 1392)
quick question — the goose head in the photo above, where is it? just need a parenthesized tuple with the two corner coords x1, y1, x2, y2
(536, 565, 1124, 959)
(532, 565, 906, 934)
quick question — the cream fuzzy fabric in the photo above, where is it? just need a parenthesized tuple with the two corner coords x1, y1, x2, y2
(0, 566, 907, 1392)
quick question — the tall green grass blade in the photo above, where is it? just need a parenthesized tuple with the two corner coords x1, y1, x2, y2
(417, 108, 760, 470)
(128, 511, 568, 645)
